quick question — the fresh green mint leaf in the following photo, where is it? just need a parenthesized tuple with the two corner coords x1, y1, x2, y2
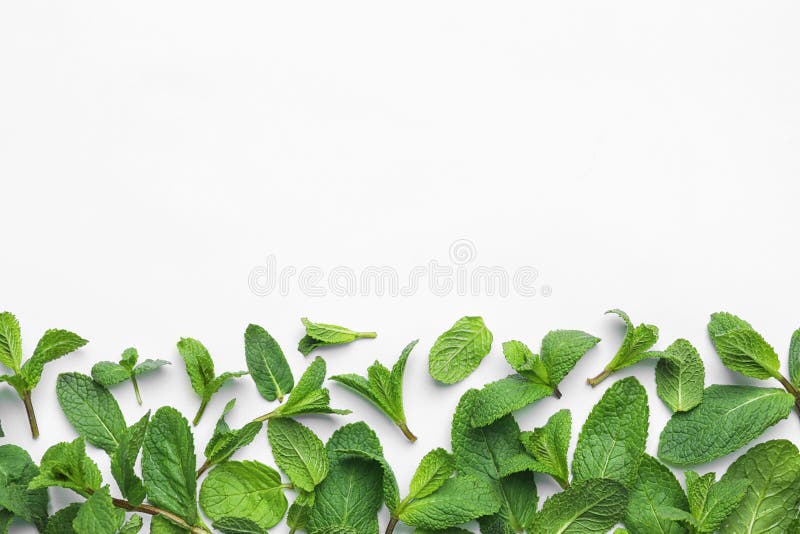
(588, 309, 658, 386)
(520, 409, 571, 489)
(287, 490, 315, 532)
(331, 339, 419, 441)
(201, 400, 262, 474)
(0, 444, 49, 530)
(540, 329, 601, 386)
(658, 385, 794, 465)
(708, 312, 781, 380)
(624, 454, 688, 534)
(720, 439, 800, 533)
(142, 407, 198, 526)
(200, 460, 288, 530)
(428, 316, 492, 384)
(22, 328, 88, 389)
(655, 338, 705, 412)
(573, 377, 648, 487)
(790, 329, 800, 389)
(470, 375, 554, 429)
(245, 324, 294, 402)
(266, 357, 350, 419)
(110, 412, 149, 506)
(479, 471, 538, 533)
(0, 312, 22, 373)
(176, 337, 247, 425)
(119, 514, 143, 534)
(73, 486, 124, 534)
(57, 372, 127, 453)
(530, 478, 629, 534)
(213, 516, 266, 534)
(407, 448, 455, 502)
(92, 348, 169, 405)
(29, 438, 103, 494)
(267, 418, 329, 492)
(298, 317, 376, 356)
(397, 476, 501, 530)
(503, 340, 551, 385)
(683, 470, 749, 533)
(45, 504, 82, 534)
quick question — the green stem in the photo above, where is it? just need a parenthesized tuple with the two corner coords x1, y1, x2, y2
(385, 516, 400, 534)
(587, 368, 612, 387)
(21, 390, 39, 439)
(358, 331, 378, 339)
(196, 459, 211, 480)
(193, 399, 209, 426)
(398, 422, 417, 442)
(253, 408, 278, 423)
(131, 376, 143, 405)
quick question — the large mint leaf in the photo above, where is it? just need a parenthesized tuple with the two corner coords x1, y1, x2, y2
(624, 455, 688, 534)
(658, 385, 794, 465)
(142, 407, 197, 525)
(721, 440, 800, 533)
(655, 339, 705, 412)
(470, 375, 553, 428)
(530, 478, 629, 533)
(245, 324, 293, 402)
(573, 377, 648, 487)
(407, 448, 454, 502)
(56, 372, 127, 453)
(398, 476, 500, 530)
(428, 316, 492, 384)
(267, 418, 329, 492)
(200, 461, 287, 530)
(540, 329, 601, 385)
(708, 312, 781, 380)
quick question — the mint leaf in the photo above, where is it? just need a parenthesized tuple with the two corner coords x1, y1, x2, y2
(480, 471, 538, 533)
(0, 444, 49, 530)
(110, 412, 149, 506)
(573, 377, 649, 487)
(212, 517, 266, 534)
(73, 486, 124, 534)
(176, 337, 247, 425)
(245, 324, 293, 402)
(0, 311, 87, 438)
(530, 478, 629, 533)
(267, 418, 329, 492)
(540, 329, 602, 386)
(120, 515, 143, 534)
(200, 400, 261, 475)
(683, 470, 748, 533)
(397, 476, 500, 530)
(309, 424, 385, 534)
(658, 385, 794, 465)
(790, 329, 800, 389)
(287, 490, 314, 533)
(200, 461, 288, 530)
(92, 347, 169, 405)
(29, 438, 102, 494)
(520, 409, 571, 489)
(408, 448, 455, 501)
(331, 339, 419, 441)
(428, 316, 493, 384)
(298, 317, 377, 356)
(708, 312, 781, 380)
(720, 439, 800, 533)
(265, 357, 350, 419)
(624, 454, 688, 534)
(655, 338, 705, 412)
(45, 504, 82, 534)
(470, 375, 554, 429)
(142, 407, 198, 526)
(57, 372, 127, 453)
(588, 309, 658, 386)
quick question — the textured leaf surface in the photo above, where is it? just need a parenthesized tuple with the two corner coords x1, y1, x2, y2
(520, 409, 571, 488)
(29, 438, 102, 493)
(200, 461, 287, 530)
(272, 357, 350, 418)
(268, 418, 329, 492)
(708, 312, 780, 379)
(408, 448, 455, 501)
(624, 455, 688, 534)
(245, 323, 293, 402)
(110, 412, 149, 506)
(301, 317, 376, 344)
(602, 309, 659, 372)
(91, 362, 131, 386)
(309, 457, 382, 534)
(142, 407, 197, 525)
(0, 312, 22, 372)
(0, 444, 49, 530)
(44, 504, 81, 534)
(470, 375, 553, 428)
(176, 337, 215, 395)
(790, 329, 800, 389)
(399, 476, 500, 529)
(655, 339, 704, 412)
(721, 440, 800, 533)
(658, 385, 794, 465)
(573, 377, 649, 487)
(213, 516, 266, 534)
(685, 471, 749, 533)
(531, 478, 629, 534)
(73, 486, 124, 534)
(478, 471, 538, 533)
(540, 329, 601, 385)
(428, 316, 492, 384)
(22, 329, 88, 387)
(56, 372, 127, 453)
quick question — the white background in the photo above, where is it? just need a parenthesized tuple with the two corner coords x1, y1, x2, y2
(2, 2, 800, 532)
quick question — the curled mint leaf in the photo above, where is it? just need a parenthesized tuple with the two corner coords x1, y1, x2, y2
(331, 339, 418, 441)
(92, 347, 169, 405)
(520, 409, 571, 489)
(428, 316, 493, 384)
(298, 317, 376, 356)
(587, 309, 658, 386)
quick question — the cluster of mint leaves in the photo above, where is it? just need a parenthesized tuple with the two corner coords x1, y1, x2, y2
(1, 309, 800, 533)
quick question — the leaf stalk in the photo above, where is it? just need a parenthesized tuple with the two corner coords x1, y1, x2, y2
(21, 390, 39, 438)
